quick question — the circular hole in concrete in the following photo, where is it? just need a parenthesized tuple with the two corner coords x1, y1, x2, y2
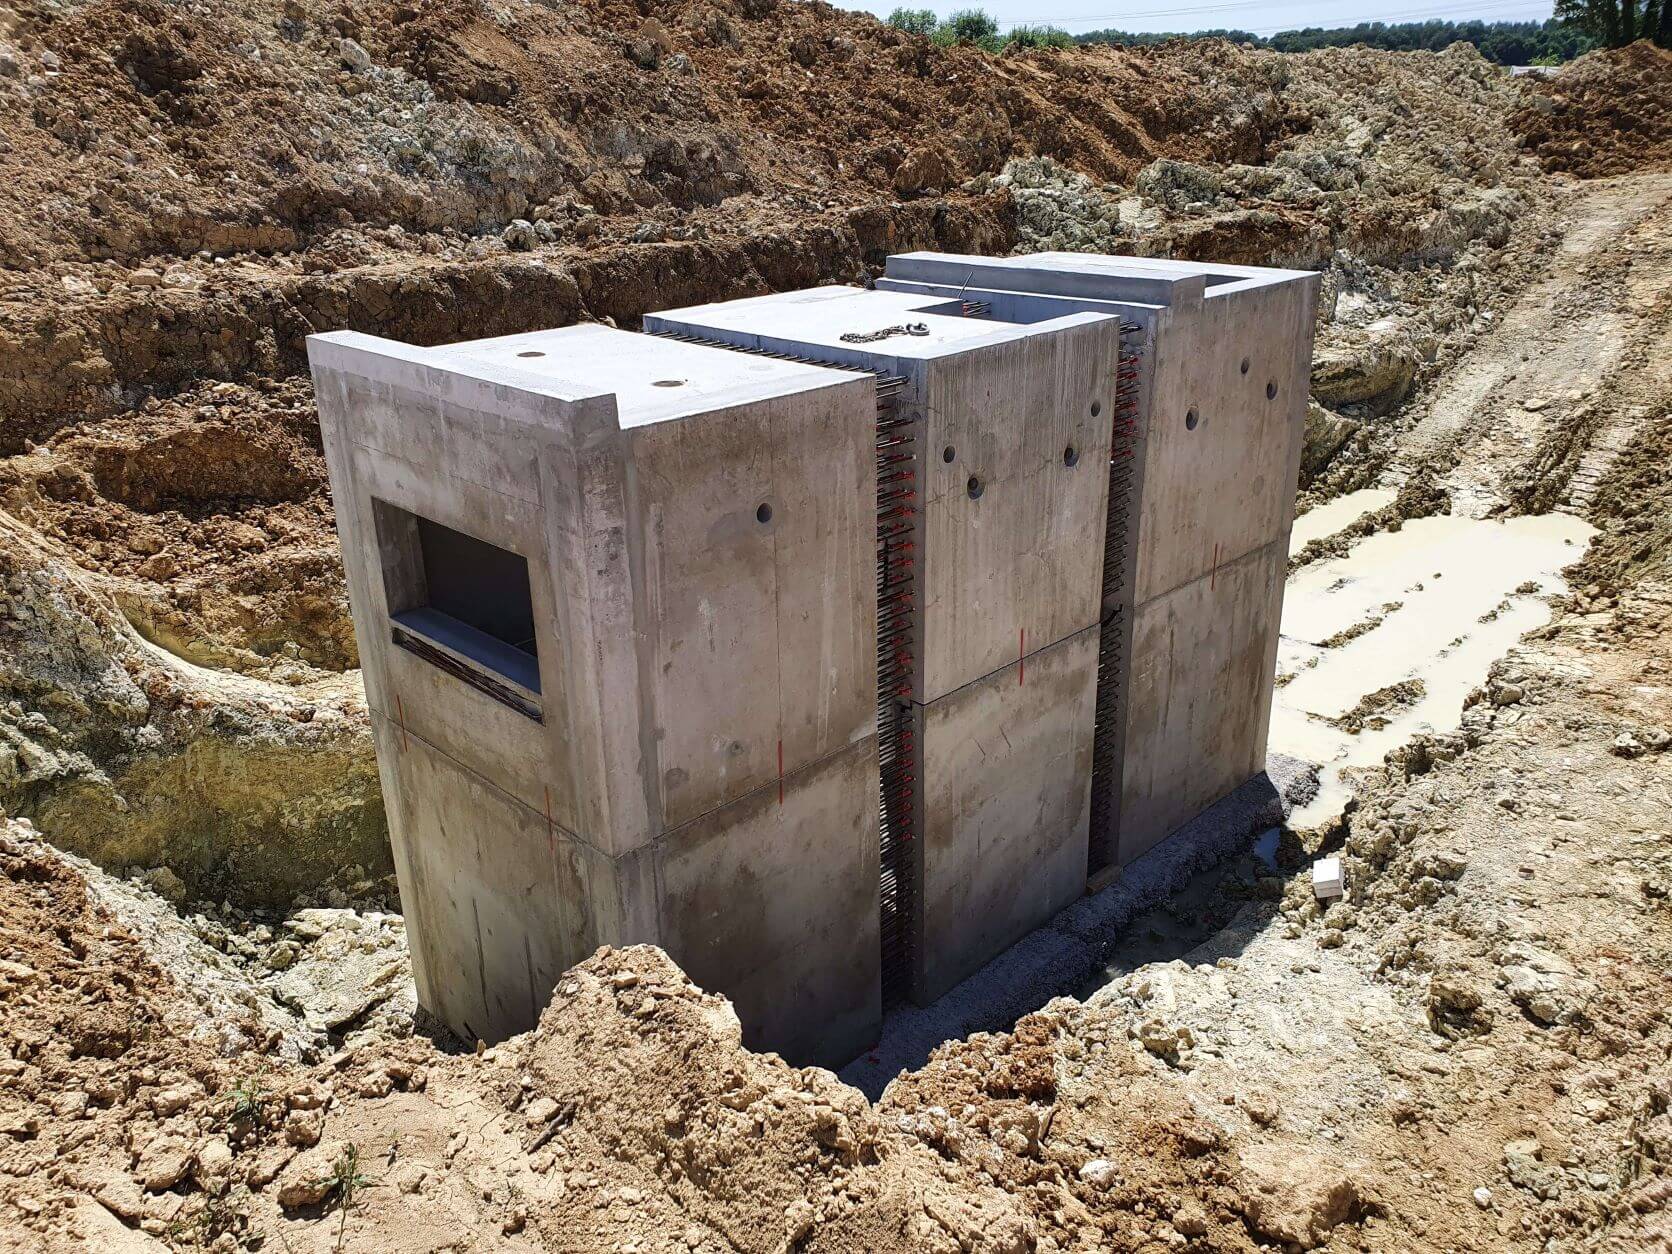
(1063, 445, 1079, 467)
(653, 379, 685, 388)
(756, 502, 773, 524)
(1240, 357, 1251, 375)
(967, 476, 984, 500)
(1090, 400, 1102, 418)
(517, 351, 545, 359)
(1266, 381, 1278, 400)
(1185, 408, 1200, 431)
(942, 445, 956, 464)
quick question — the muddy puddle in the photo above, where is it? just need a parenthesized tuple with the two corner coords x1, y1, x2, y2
(1288, 487, 1396, 555)
(1270, 513, 1595, 826)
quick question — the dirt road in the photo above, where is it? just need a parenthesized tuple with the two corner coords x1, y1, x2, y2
(1383, 172, 1672, 519)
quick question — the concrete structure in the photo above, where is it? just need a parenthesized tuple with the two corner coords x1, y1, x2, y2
(308, 249, 1319, 1071)
(647, 287, 1122, 1003)
(307, 325, 881, 1067)
(879, 252, 1320, 875)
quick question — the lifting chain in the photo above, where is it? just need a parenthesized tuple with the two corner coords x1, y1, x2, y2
(840, 321, 930, 344)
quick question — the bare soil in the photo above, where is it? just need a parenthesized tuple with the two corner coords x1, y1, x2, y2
(1, 1, 1670, 1250)
(1511, 42, 1672, 179)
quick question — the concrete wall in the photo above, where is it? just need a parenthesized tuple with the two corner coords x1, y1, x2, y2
(309, 327, 882, 1065)
(373, 707, 879, 1066)
(914, 320, 1115, 702)
(880, 253, 1319, 869)
(912, 625, 1098, 1003)
(1132, 273, 1315, 606)
(658, 736, 880, 1067)
(1119, 543, 1286, 863)
(649, 290, 1118, 1007)
(1119, 270, 1315, 862)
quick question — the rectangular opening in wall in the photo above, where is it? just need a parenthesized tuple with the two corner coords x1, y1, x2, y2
(373, 500, 542, 716)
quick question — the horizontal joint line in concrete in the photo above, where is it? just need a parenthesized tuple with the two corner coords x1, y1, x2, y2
(906, 622, 1100, 709)
(382, 714, 871, 861)
(1137, 535, 1287, 609)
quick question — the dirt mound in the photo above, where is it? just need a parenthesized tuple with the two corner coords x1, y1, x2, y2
(0, 0, 1271, 273)
(0, 0, 1296, 448)
(0, 830, 1039, 1252)
(1512, 41, 1672, 177)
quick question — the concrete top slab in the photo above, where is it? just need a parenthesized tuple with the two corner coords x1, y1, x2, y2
(309, 326, 862, 432)
(1023, 251, 1319, 297)
(434, 324, 863, 429)
(651, 285, 1116, 360)
(886, 251, 1319, 306)
(874, 278, 1160, 327)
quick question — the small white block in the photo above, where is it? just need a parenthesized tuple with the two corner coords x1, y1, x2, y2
(1312, 856, 1345, 901)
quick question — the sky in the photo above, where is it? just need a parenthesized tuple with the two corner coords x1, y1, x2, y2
(846, 0, 1556, 38)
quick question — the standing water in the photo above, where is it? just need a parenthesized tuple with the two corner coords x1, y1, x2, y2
(1288, 488, 1397, 556)
(1270, 513, 1594, 827)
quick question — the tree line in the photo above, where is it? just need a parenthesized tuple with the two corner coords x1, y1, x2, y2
(1079, 18, 1597, 64)
(885, 8, 1072, 51)
(887, 6, 1670, 61)
(1083, 19, 1591, 64)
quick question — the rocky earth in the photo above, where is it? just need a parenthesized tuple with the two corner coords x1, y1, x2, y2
(2, 583, 1671, 1252)
(1, 0, 1671, 1249)
(0, 0, 1600, 898)
(1511, 41, 1672, 179)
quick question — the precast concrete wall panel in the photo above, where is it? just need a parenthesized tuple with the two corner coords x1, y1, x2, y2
(881, 251, 1319, 879)
(309, 324, 882, 1064)
(1119, 541, 1288, 863)
(370, 711, 602, 1046)
(1134, 277, 1316, 605)
(916, 321, 1116, 702)
(657, 735, 880, 1069)
(912, 624, 1099, 1004)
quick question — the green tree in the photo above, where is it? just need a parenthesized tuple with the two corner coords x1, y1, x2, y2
(1554, 0, 1670, 47)
(1076, 18, 1601, 63)
(886, 7, 938, 36)
(1006, 23, 1073, 49)
(945, 8, 1000, 44)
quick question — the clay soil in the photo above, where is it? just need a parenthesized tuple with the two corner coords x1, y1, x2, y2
(2, 0, 1672, 1250)
(1511, 41, 1672, 178)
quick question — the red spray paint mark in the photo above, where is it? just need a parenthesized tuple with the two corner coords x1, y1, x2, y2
(395, 693, 409, 752)
(777, 739, 784, 806)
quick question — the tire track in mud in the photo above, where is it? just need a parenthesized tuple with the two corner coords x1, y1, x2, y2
(1378, 173, 1672, 522)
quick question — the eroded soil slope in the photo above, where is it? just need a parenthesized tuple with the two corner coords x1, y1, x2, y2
(0, 0, 1574, 899)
